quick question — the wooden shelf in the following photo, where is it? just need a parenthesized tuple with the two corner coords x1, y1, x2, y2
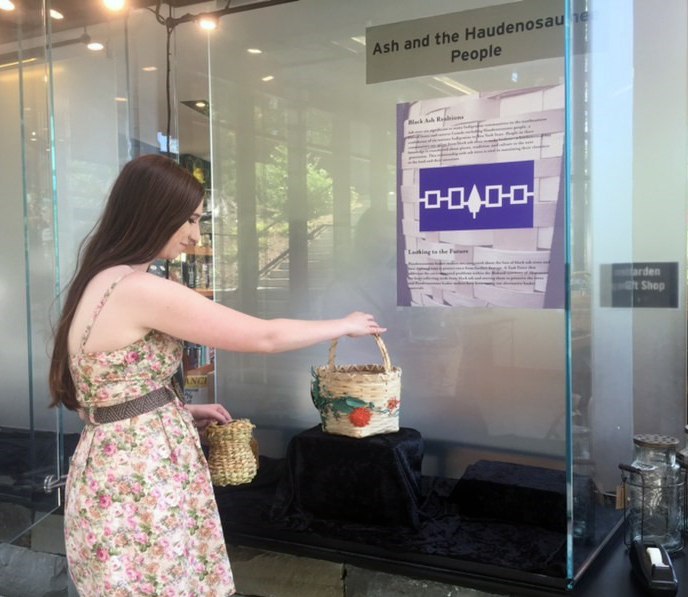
(185, 245, 213, 257)
(195, 288, 214, 298)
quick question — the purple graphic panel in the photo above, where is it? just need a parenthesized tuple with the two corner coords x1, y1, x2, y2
(419, 161, 535, 232)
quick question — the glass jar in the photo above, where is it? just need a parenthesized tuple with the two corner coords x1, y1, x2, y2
(621, 434, 683, 552)
(678, 425, 688, 534)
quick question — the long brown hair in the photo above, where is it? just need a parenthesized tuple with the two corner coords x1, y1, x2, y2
(49, 154, 204, 410)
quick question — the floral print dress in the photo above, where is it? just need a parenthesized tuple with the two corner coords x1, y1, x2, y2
(65, 274, 235, 596)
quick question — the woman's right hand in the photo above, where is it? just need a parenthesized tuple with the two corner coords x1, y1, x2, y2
(344, 311, 386, 337)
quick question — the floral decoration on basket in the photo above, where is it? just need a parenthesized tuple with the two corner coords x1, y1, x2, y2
(311, 334, 401, 438)
(206, 419, 259, 486)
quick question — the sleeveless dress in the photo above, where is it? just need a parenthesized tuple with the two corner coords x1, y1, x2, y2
(64, 274, 235, 596)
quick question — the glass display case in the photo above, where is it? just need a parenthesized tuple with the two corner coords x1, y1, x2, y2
(1, 0, 686, 593)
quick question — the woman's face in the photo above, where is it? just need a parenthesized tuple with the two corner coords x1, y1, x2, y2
(158, 199, 204, 261)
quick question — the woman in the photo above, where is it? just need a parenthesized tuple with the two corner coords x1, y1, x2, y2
(49, 154, 385, 596)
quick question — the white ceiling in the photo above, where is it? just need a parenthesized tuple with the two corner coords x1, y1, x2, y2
(1, 0, 565, 160)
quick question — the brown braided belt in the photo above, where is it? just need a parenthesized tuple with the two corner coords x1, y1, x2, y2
(86, 385, 179, 425)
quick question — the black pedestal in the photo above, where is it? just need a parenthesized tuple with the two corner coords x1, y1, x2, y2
(450, 459, 567, 533)
(272, 425, 424, 528)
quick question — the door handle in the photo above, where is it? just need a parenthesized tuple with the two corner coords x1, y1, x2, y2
(43, 473, 67, 494)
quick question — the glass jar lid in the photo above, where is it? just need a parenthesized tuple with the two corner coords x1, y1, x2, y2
(633, 433, 679, 449)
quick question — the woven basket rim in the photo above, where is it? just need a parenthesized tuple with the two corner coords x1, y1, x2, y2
(315, 363, 401, 372)
(315, 366, 401, 380)
(326, 334, 394, 372)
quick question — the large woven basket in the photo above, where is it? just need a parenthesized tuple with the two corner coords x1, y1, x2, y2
(311, 334, 401, 438)
(206, 419, 258, 486)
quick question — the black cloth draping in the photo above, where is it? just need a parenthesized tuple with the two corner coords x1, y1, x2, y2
(271, 425, 424, 528)
(450, 459, 567, 533)
(214, 427, 571, 578)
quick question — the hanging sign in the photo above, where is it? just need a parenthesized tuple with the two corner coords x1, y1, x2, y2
(366, 0, 589, 84)
(602, 262, 678, 308)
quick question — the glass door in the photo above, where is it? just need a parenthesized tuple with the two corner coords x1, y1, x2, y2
(0, 0, 191, 549)
(0, 0, 64, 544)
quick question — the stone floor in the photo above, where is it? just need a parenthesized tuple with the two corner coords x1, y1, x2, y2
(1, 543, 508, 597)
(227, 545, 506, 597)
(0, 505, 510, 597)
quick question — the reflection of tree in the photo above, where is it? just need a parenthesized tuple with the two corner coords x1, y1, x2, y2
(214, 143, 337, 291)
(256, 144, 333, 220)
(255, 144, 334, 268)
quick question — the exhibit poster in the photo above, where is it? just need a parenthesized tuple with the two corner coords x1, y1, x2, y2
(397, 85, 565, 308)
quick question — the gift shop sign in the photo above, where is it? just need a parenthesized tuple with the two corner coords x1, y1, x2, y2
(366, 0, 589, 84)
(601, 262, 678, 309)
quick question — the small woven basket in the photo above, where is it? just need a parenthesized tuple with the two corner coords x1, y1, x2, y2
(311, 334, 401, 438)
(206, 419, 258, 486)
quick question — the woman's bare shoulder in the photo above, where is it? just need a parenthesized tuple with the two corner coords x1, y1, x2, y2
(87, 264, 138, 287)
(115, 267, 186, 294)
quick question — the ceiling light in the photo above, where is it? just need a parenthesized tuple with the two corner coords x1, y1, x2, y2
(247, 48, 262, 55)
(103, 0, 126, 11)
(50, 9, 64, 19)
(115, 97, 128, 102)
(432, 75, 477, 95)
(197, 16, 218, 30)
(87, 42, 105, 51)
(0, 1, 14, 11)
(261, 75, 274, 82)
(142, 66, 157, 72)
(350, 36, 366, 46)
(0, 57, 37, 69)
(195, 101, 207, 108)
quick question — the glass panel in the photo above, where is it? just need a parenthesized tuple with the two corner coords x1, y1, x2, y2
(0, 0, 62, 543)
(0, 0, 189, 547)
(567, 0, 688, 583)
(42, 6, 169, 454)
(212, 0, 568, 452)
(208, 0, 577, 588)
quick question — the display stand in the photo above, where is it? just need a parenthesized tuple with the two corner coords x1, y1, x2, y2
(272, 425, 425, 528)
(450, 459, 567, 533)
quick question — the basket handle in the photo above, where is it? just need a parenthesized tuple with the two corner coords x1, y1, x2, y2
(327, 334, 392, 372)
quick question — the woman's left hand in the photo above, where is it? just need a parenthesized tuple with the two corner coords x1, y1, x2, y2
(186, 403, 232, 433)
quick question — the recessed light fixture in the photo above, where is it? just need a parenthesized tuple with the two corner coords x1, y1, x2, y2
(261, 75, 274, 82)
(115, 97, 128, 102)
(198, 16, 217, 30)
(103, 0, 126, 11)
(247, 48, 262, 55)
(0, 1, 15, 12)
(142, 66, 157, 72)
(195, 101, 207, 108)
(50, 9, 64, 19)
(87, 42, 105, 51)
